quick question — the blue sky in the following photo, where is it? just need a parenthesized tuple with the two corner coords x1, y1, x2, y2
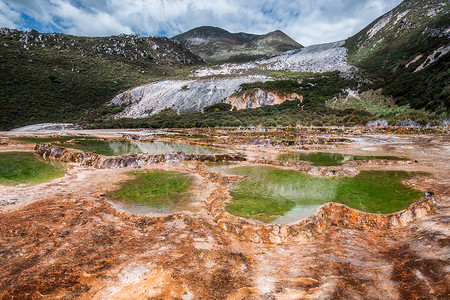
(1, 0, 403, 45)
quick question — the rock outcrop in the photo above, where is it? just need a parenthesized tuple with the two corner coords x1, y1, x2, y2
(225, 88, 302, 110)
(34, 143, 245, 168)
(109, 76, 270, 118)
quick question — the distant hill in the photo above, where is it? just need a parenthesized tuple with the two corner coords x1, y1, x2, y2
(171, 26, 303, 63)
(1, 0, 448, 130)
(345, 0, 449, 113)
(0, 28, 204, 130)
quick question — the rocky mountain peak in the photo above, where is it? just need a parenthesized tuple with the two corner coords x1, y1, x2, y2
(171, 26, 303, 63)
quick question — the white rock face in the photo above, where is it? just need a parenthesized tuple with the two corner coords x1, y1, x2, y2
(195, 41, 355, 76)
(109, 41, 356, 119)
(110, 76, 270, 118)
(367, 13, 392, 38)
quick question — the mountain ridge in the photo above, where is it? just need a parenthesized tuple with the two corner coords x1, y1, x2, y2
(0, 27, 204, 130)
(0, 0, 448, 130)
(171, 26, 303, 63)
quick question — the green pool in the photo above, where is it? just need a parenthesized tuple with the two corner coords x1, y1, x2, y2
(0, 152, 66, 185)
(276, 152, 407, 166)
(107, 170, 197, 215)
(226, 166, 424, 224)
(61, 140, 224, 156)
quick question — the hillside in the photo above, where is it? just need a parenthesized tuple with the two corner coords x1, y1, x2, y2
(345, 0, 449, 113)
(194, 41, 355, 76)
(171, 26, 303, 63)
(109, 76, 270, 118)
(0, 28, 204, 130)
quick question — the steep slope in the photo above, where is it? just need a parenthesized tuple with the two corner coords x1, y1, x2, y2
(171, 26, 303, 63)
(0, 28, 204, 130)
(345, 0, 449, 113)
(109, 76, 270, 118)
(195, 41, 355, 76)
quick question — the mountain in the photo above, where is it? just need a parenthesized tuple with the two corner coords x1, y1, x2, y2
(345, 0, 449, 113)
(1, 0, 447, 130)
(0, 28, 204, 130)
(171, 26, 303, 63)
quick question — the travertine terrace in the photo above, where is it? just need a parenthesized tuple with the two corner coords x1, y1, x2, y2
(0, 127, 449, 299)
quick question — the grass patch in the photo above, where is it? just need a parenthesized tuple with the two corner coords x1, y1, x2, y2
(0, 152, 66, 185)
(226, 166, 424, 223)
(107, 170, 193, 208)
(327, 89, 433, 125)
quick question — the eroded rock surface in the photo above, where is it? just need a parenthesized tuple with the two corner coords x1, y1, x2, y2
(0, 130, 448, 299)
(195, 41, 356, 77)
(110, 76, 269, 118)
(225, 88, 302, 110)
(34, 143, 246, 168)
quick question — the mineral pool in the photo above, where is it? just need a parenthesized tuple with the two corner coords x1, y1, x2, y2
(226, 166, 424, 224)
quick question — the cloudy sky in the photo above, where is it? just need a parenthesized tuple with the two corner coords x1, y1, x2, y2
(1, 0, 402, 45)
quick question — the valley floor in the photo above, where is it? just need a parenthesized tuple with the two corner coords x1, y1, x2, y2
(0, 128, 449, 299)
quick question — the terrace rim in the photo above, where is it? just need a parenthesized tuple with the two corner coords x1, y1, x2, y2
(34, 143, 439, 244)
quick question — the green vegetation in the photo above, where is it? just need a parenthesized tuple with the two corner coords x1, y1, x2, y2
(276, 152, 406, 166)
(0, 152, 66, 185)
(328, 89, 435, 125)
(59, 140, 223, 156)
(345, 1, 450, 114)
(226, 166, 424, 223)
(203, 103, 232, 112)
(239, 72, 358, 97)
(3, 4, 447, 131)
(0, 29, 203, 130)
(107, 170, 193, 208)
(90, 72, 377, 128)
(239, 80, 301, 94)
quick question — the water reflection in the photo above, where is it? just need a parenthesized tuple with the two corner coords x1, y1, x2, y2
(225, 166, 423, 224)
(62, 140, 223, 156)
(271, 205, 321, 225)
(107, 191, 200, 216)
(106, 170, 201, 216)
(276, 152, 406, 166)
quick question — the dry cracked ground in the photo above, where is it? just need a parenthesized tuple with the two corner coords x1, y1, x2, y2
(0, 129, 449, 299)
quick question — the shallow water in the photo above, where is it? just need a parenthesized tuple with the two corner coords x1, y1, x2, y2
(0, 152, 66, 185)
(225, 166, 423, 224)
(276, 152, 407, 166)
(107, 170, 199, 215)
(270, 205, 322, 225)
(61, 140, 224, 156)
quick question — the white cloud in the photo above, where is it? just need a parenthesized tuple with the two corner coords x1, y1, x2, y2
(49, 0, 132, 36)
(0, 0, 21, 28)
(1, 0, 403, 44)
